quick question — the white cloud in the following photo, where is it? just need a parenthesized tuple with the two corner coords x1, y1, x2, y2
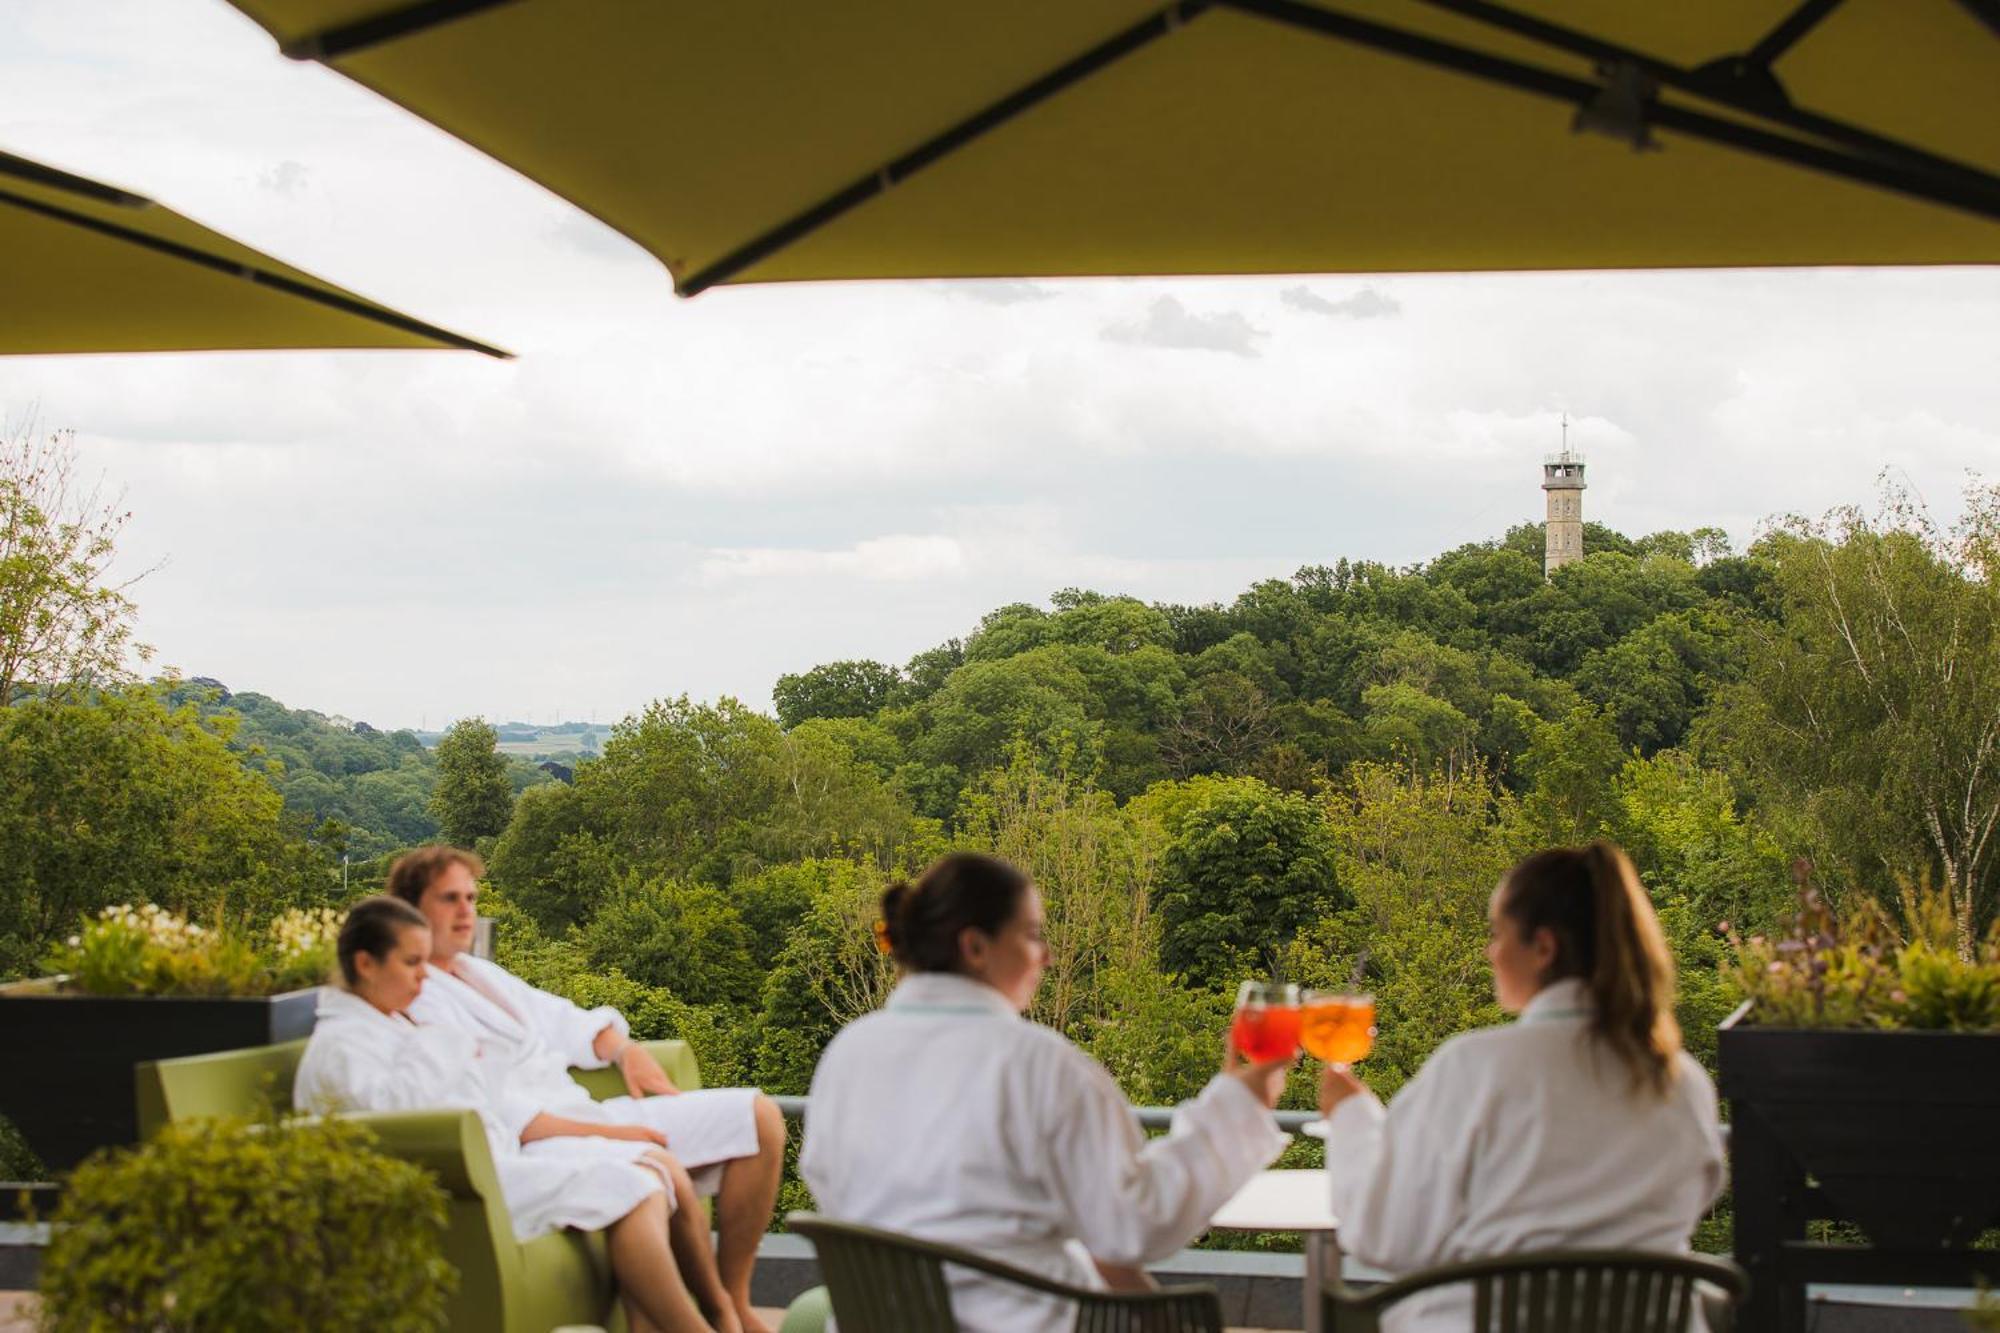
(1102, 295, 1267, 357)
(2, 2, 1998, 727)
(696, 535, 967, 586)
(1281, 285, 1401, 319)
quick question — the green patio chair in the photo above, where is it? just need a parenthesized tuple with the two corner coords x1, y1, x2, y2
(1321, 1248, 1749, 1333)
(786, 1212, 1223, 1333)
(135, 1035, 703, 1333)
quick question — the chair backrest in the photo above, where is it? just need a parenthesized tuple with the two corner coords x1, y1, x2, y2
(788, 1212, 1223, 1333)
(134, 1038, 307, 1137)
(1329, 1248, 1749, 1333)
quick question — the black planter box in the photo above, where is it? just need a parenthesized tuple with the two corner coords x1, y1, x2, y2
(1716, 1002, 2000, 1333)
(0, 979, 318, 1174)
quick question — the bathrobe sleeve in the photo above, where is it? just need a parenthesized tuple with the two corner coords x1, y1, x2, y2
(1323, 1042, 1481, 1272)
(483, 958, 629, 1070)
(1033, 1042, 1289, 1267)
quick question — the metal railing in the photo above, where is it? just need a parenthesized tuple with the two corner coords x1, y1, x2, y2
(770, 1095, 1323, 1137)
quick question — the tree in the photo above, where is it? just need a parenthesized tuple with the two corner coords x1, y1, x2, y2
(1142, 776, 1344, 985)
(1704, 482, 2000, 951)
(578, 696, 784, 883)
(1515, 705, 1625, 845)
(428, 718, 513, 848)
(0, 424, 151, 704)
(771, 659, 900, 728)
(0, 686, 321, 978)
(1287, 761, 1512, 1098)
(580, 876, 761, 1007)
(959, 747, 1158, 1035)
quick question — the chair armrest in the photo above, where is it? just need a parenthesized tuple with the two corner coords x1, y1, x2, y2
(342, 1108, 496, 1199)
(1324, 1249, 1749, 1319)
(786, 1213, 1216, 1310)
(568, 1038, 701, 1100)
(1699, 1281, 1734, 1333)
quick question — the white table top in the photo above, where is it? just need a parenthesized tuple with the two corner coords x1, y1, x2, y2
(1208, 1168, 1340, 1234)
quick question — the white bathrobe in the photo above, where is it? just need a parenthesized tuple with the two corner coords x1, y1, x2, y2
(294, 987, 667, 1242)
(408, 953, 758, 1194)
(800, 972, 1289, 1333)
(1323, 979, 1726, 1332)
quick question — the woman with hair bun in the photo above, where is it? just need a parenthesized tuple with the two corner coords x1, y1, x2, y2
(1318, 842, 1725, 1332)
(800, 852, 1292, 1333)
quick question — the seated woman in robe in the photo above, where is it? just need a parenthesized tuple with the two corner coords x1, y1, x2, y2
(295, 896, 738, 1333)
(799, 852, 1292, 1333)
(1318, 842, 1726, 1332)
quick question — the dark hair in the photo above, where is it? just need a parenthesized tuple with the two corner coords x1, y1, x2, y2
(881, 852, 1032, 974)
(1498, 841, 1680, 1095)
(385, 845, 485, 906)
(337, 895, 430, 987)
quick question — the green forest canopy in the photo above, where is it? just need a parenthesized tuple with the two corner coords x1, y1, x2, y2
(6, 491, 1999, 1131)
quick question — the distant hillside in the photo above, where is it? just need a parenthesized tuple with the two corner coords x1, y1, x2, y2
(415, 720, 613, 759)
(167, 682, 551, 859)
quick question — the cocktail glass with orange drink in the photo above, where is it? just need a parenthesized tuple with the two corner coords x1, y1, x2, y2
(1230, 981, 1302, 1062)
(1301, 990, 1376, 1069)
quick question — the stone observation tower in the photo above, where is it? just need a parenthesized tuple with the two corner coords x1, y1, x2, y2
(1542, 437, 1586, 577)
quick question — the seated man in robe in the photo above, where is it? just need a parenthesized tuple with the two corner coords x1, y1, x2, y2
(388, 845, 787, 1333)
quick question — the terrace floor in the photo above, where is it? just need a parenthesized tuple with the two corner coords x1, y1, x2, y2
(0, 1293, 1299, 1332)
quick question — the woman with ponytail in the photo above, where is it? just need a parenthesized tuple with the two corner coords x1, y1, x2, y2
(800, 852, 1292, 1333)
(1318, 842, 1724, 1332)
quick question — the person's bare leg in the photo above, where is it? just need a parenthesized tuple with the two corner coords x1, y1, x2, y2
(608, 1191, 713, 1333)
(714, 1096, 786, 1333)
(646, 1151, 741, 1333)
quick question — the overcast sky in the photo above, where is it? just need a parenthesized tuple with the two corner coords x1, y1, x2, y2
(4, 1, 1997, 731)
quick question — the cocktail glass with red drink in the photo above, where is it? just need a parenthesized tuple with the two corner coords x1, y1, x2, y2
(1230, 981, 1302, 1063)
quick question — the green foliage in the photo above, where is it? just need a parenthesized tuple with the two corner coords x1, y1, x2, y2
(773, 659, 901, 728)
(1292, 762, 1511, 1098)
(1728, 877, 2000, 1030)
(0, 424, 148, 706)
(45, 903, 340, 997)
(37, 1115, 454, 1333)
(0, 1112, 43, 1179)
(0, 684, 330, 980)
(1706, 481, 2000, 949)
(429, 717, 513, 848)
(1146, 776, 1343, 986)
(581, 876, 762, 1007)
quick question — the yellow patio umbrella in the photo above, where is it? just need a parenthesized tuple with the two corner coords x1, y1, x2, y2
(226, 1, 2000, 295)
(0, 147, 505, 353)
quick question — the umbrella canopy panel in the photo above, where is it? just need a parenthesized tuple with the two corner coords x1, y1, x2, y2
(0, 150, 503, 354)
(230, 0, 2000, 293)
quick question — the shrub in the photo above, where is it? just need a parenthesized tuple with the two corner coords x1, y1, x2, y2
(1727, 871, 2000, 1030)
(44, 903, 338, 997)
(38, 1115, 454, 1332)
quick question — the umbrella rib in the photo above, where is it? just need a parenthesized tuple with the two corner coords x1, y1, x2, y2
(1223, 0, 2000, 226)
(0, 151, 149, 208)
(281, 0, 525, 61)
(1404, 0, 1996, 193)
(0, 182, 509, 357)
(1743, 0, 1845, 68)
(1957, 0, 2000, 36)
(676, 0, 1215, 296)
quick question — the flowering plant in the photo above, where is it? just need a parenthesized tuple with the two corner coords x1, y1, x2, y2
(46, 903, 337, 998)
(1726, 864, 2000, 1030)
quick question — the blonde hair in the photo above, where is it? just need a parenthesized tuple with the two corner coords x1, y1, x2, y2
(1500, 841, 1680, 1095)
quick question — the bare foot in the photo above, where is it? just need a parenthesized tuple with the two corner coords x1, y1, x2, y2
(707, 1306, 746, 1333)
(732, 1303, 773, 1333)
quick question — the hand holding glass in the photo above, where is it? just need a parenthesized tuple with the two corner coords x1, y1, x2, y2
(1230, 981, 1302, 1062)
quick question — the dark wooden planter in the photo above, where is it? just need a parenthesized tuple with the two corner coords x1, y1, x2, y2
(1716, 1002, 2000, 1333)
(0, 978, 318, 1175)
